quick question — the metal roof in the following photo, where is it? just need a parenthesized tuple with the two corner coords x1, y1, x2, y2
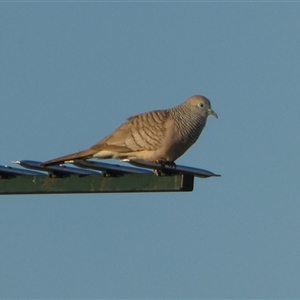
(0, 160, 220, 194)
(1, 159, 220, 178)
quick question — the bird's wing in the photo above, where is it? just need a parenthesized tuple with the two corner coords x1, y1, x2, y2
(91, 110, 170, 152)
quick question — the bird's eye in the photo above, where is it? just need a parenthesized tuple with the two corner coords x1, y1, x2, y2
(199, 103, 204, 107)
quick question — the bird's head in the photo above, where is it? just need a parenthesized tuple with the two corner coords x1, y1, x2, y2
(186, 95, 218, 119)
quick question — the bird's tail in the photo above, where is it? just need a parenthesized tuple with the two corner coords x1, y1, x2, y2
(41, 148, 96, 167)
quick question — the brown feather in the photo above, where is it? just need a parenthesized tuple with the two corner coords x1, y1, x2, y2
(41, 148, 96, 166)
(91, 110, 170, 152)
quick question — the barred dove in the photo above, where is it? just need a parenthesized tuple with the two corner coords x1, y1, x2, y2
(42, 95, 218, 167)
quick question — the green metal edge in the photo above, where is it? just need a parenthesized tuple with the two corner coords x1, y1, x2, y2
(0, 174, 194, 195)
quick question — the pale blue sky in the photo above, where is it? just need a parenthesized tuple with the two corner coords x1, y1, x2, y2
(1, 2, 300, 299)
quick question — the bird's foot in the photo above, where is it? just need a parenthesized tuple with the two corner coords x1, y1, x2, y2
(153, 160, 176, 176)
(156, 160, 177, 169)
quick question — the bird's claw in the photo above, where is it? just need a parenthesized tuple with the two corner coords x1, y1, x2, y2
(153, 160, 176, 176)
(156, 160, 177, 169)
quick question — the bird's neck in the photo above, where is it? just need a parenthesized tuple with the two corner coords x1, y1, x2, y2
(169, 105, 207, 141)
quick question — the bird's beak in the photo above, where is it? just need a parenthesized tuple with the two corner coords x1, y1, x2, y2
(208, 109, 218, 118)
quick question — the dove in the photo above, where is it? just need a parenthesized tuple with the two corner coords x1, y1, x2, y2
(41, 95, 218, 167)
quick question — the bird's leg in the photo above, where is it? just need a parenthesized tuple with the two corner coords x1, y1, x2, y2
(152, 159, 176, 176)
(156, 159, 177, 169)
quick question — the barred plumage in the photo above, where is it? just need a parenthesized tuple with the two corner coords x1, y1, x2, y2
(42, 95, 218, 167)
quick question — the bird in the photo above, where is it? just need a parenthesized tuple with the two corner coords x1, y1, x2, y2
(41, 95, 218, 168)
